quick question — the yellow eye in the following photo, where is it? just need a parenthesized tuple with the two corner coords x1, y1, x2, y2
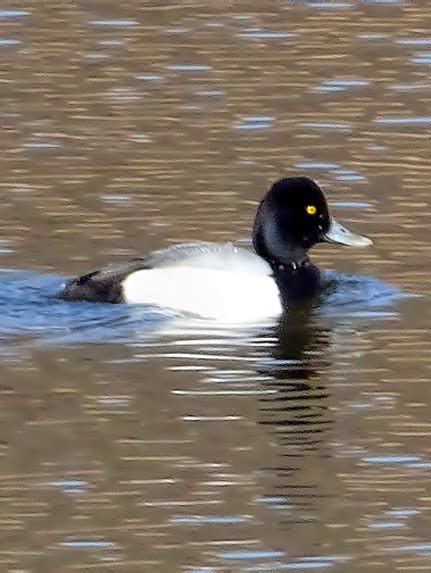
(306, 205, 317, 215)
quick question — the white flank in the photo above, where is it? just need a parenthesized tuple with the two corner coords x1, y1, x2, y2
(122, 267, 282, 322)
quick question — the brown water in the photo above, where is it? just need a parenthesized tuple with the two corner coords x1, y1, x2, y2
(0, 2, 430, 572)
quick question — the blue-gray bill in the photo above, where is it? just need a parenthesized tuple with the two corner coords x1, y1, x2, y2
(323, 218, 373, 247)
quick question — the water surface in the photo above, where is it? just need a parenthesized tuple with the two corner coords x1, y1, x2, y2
(0, 1, 430, 572)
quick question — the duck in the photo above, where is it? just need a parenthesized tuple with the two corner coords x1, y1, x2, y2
(60, 176, 372, 322)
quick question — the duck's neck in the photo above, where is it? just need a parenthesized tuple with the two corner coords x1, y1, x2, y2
(268, 249, 310, 272)
(252, 224, 322, 302)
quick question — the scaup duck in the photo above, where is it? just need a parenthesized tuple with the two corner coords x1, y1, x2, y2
(60, 177, 372, 321)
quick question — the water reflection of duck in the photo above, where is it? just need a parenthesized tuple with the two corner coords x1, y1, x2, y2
(61, 177, 372, 322)
(260, 306, 331, 432)
(258, 307, 334, 524)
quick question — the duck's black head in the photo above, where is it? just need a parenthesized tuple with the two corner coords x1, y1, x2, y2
(253, 176, 372, 269)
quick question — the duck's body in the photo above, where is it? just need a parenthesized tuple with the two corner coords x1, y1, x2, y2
(124, 244, 281, 321)
(62, 243, 281, 321)
(60, 177, 372, 321)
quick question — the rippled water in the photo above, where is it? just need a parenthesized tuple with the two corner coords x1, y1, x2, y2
(0, 1, 430, 572)
(0, 270, 408, 345)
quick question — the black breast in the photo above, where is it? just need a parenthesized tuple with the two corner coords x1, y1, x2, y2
(274, 263, 321, 306)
